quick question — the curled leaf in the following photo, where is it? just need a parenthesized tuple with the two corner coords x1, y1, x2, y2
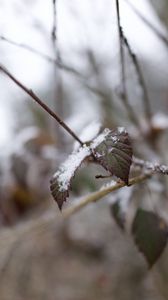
(92, 127, 132, 184)
(50, 145, 91, 210)
(132, 209, 168, 268)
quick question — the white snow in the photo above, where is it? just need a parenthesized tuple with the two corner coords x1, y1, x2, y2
(54, 127, 113, 191)
(90, 128, 110, 149)
(73, 121, 102, 150)
(100, 180, 116, 191)
(53, 145, 91, 191)
(152, 113, 168, 130)
(118, 127, 126, 134)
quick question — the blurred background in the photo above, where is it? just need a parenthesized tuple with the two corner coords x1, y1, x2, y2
(0, 0, 168, 299)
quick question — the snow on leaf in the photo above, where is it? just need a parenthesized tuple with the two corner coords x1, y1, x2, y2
(91, 127, 133, 184)
(73, 121, 102, 150)
(90, 128, 111, 149)
(132, 209, 168, 268)
(50, 126, 133, 209)
(50, 128, 110, 210)
(50, 145, 91, 210)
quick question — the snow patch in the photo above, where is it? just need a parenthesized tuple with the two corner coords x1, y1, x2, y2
(118, 127, 126, 134)
(53, 128, 112, 192)
(53, 145, 91, 191)
(90, 128, 111, 149)
(74, 121, 102, 150)
(100, 180, 116, 191)
(152, 113, 168, 130)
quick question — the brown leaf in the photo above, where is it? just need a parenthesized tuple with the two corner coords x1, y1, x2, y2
(50, 145, 91, 210)
(92, 127, 132, 184)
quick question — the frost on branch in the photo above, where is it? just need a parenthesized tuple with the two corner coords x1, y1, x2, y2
(50, 145, 91, 210)
(92, 127, 133, 184)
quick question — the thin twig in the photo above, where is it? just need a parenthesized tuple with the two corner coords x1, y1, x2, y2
(0, 64, 83, 146)
(52, 0, 61, 61)
(122, 32, 152, 123)
(51, 0, 65, 148)
(124, 0, 168, 47)
(63, 172, 153, 217)
(133, 157, 168, 175)
(115, 0, 141, 129)
(0, 35, 56, 63)
(63, 155, 168, 217)
(0, 34, 83, 78)
(52, 0, 57, 42)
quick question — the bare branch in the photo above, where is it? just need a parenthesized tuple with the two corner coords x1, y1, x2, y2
(52, 0, 57, 41)
(63, 172, 153, 217)
(124, 0, 168, 47)
(115, 0, 141, 129)
(133, 157, 168, 175)
(122, 32, 152, 123)
(51, 0, 61, 61)
(63, 155, 168, 217)
(0, 34, 56, 64)
(0, 64, 83, 146)
(0, 34, 84, 79)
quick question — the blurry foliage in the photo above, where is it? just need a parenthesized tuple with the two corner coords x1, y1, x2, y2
(150, 0, 168, 27)
(0, 127, 58, 225)
(132, 208, 168, 268)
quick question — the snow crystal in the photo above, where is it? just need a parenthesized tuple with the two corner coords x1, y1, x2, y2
(78, 121, 102, 143)
(111, 136, 118, 144)
(53, 145, 91, 191)
(152, 113, 168, 130)
(118, 127, 126, 134)
(100, 180, 116, 191)
(73, 121, 102, 150)
(90, 128, 111, 149)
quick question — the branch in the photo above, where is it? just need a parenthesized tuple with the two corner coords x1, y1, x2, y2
(0, 35, 56, 64)
(0, 34, 84, 79)
(133, 157, 168, 175)
(63, 156, 168, 217)
(52, 0, 57, 41)
(122, 32, 152, 123)
(0, 64, 83, 146)
(63, 172, 153, 217)
(124, 0, 168, 48)
(52, 0, 61, 61)
(115, 0, 141, 129)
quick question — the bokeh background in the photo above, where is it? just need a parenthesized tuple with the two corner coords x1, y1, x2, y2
(0, 0, 168, 299)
